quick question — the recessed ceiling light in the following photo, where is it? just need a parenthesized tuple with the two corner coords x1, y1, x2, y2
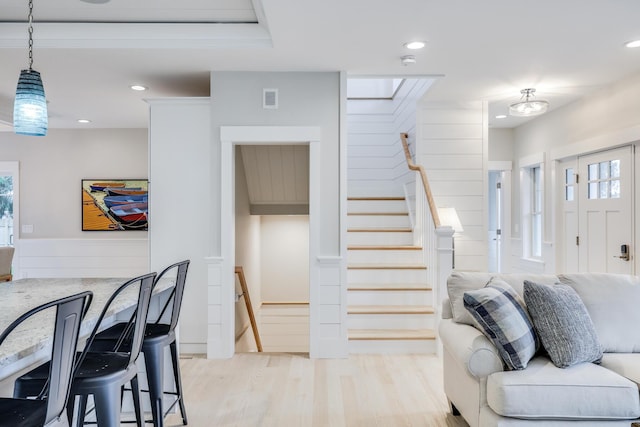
(80, 0, 111, 3)
(130, 85, 148, 91)
(625, 40, 640, 48)
(404, 41, 426, 50)
(495, 115, 507, 119)
(77, 119, 91, 124)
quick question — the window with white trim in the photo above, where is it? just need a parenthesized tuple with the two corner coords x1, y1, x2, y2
(530, 166, 542, 258)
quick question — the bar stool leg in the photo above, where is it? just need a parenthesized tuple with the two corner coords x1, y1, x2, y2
(93, 384, 122, 427)
(170, 340, 188, 424)
(144, 344, 165, 427)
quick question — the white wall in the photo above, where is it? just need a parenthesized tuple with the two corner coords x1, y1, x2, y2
(489, 128, 514, 162)
(260, 215, 309, 302)
(417, 101, 488, 271)
(234, 146, 261, 339)
(147, 99, 211, 354)
(347, 78, 432, 196)
(510, 70, 640, 273)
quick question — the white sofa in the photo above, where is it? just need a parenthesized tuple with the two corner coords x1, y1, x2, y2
(439, 272, 640, 427)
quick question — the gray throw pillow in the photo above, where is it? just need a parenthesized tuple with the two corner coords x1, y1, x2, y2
(463, 279, 539, 370)
(523, 280, 602, 368)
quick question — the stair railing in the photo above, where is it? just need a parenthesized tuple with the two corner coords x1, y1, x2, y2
(235, 266, 263, 352)
(401, 132, 440, 228)
(400, 132, 455, 357)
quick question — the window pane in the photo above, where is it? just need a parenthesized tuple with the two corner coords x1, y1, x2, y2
(532, 214, 542, 257)
(588, 163, 598, 180)
(611, 180, 620, 198)
(589, 182, 598, 199)
(599, 181, 609, 199)
(565, 168, 574, 185)
(611, 160, 620, 178)
(566, 186, 574, 201)
(599, 161, 610, 179)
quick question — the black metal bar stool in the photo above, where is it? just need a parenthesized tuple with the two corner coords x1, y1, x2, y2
(91, 260, 190, 427)
(0, 290, 92, 427)
(14, 273, 157, 427)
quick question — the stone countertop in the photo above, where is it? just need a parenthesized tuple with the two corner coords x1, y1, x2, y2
(0, 277, 174, 372)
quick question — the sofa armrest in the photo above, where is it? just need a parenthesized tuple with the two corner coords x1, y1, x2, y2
(439, 318, 504, 378)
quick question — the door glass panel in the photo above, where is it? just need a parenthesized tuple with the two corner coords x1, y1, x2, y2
(588, 163, 598, 180)
(611, 160, 620, 178)
(566, 186, 574, 201)
(589, 182, 598, 199)
(565, 168, 574, 201)
(599, 181, 608, 199)
(611, 179, 621, 198)
(599, 161, 610, 179)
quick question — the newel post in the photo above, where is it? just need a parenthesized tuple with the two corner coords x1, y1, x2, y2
(435, 226, 454, 358)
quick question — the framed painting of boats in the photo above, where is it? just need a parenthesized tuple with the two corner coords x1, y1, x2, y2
(82, 179, 148, 231)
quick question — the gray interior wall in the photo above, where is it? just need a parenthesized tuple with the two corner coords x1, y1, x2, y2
(489, 128, 514, 162)
(0, 128, 147, 239)
(210, 71, 341, 256)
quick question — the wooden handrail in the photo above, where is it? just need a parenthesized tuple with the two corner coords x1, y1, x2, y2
(400, 132, 441, 227)
(235, 266, 263, 352)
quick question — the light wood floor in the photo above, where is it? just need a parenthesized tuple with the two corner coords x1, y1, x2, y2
(165, 353, 469, 427)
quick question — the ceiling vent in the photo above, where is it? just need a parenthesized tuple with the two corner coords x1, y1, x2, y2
(263, 88, 278, 109)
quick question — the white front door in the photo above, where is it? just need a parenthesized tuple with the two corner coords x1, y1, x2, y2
(578, 146, 634, 273)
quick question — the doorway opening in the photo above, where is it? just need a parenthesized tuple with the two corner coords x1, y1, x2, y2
(488, 163, 511, 273)
(229, 143, 311, 355)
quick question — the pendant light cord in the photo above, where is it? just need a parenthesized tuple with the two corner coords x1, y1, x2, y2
(27, 0, 34, 70)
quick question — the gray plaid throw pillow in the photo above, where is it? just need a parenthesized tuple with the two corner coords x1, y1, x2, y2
(463, 279, 539, 370)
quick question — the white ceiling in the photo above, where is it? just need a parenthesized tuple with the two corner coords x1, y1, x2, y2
(1, 0, 640, 131)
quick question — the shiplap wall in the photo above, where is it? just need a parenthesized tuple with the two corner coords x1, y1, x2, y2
(347, 78, 434, 196)
(18, 239, 148, 278)
(417, 102, 488, 271)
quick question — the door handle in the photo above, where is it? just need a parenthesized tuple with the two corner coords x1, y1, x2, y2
(615, 244, 631, 261)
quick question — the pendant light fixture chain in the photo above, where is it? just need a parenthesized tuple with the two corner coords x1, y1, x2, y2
(27, 0, 34, 70)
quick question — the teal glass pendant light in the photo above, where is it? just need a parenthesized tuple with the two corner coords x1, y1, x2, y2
(13, 0, 48, 136)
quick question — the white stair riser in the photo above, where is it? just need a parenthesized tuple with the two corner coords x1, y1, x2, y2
(348, 231, 413, 246)
(348, 249, 423, 264)
(348, 268, 427, 284)
(348, 290, 432, 305)
(348, 339, 436, 354)
(348, 215, 410, 229)
(348, 199, 407, 213)
(348, 314, 435, 330)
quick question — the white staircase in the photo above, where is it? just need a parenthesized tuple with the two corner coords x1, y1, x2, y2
(347, 196, 436, 354)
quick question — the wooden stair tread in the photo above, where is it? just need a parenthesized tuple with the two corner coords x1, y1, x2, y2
(348, 284, 432, 291)
(348, 305, 435, 314)
(348, 212, 408, 216)
(347, 228, 412, 233)
(348, 196, 405, 201)
(348, 329, 436, 340)
(348, 245, 421, 250)
(348, 264, 427, 270)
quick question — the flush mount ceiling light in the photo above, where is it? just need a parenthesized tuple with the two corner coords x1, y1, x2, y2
(509, 88, 549, 117)
(13, 0, 48, 136)
(404, 41, 425, 50)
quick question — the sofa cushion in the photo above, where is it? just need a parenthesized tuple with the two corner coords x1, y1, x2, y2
(487, 357, 640, 420)
(600, 353, 640, 387)
(463, 279, 539, 370)
(524, 281, 602, 368)
(559, 273, 640, 352)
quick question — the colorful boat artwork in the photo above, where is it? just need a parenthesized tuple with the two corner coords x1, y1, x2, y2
(103, 195, 148, 208)
(105, 187, 148, 197)
(89, 182, 126, 192)
(109, 202, 148, 224)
